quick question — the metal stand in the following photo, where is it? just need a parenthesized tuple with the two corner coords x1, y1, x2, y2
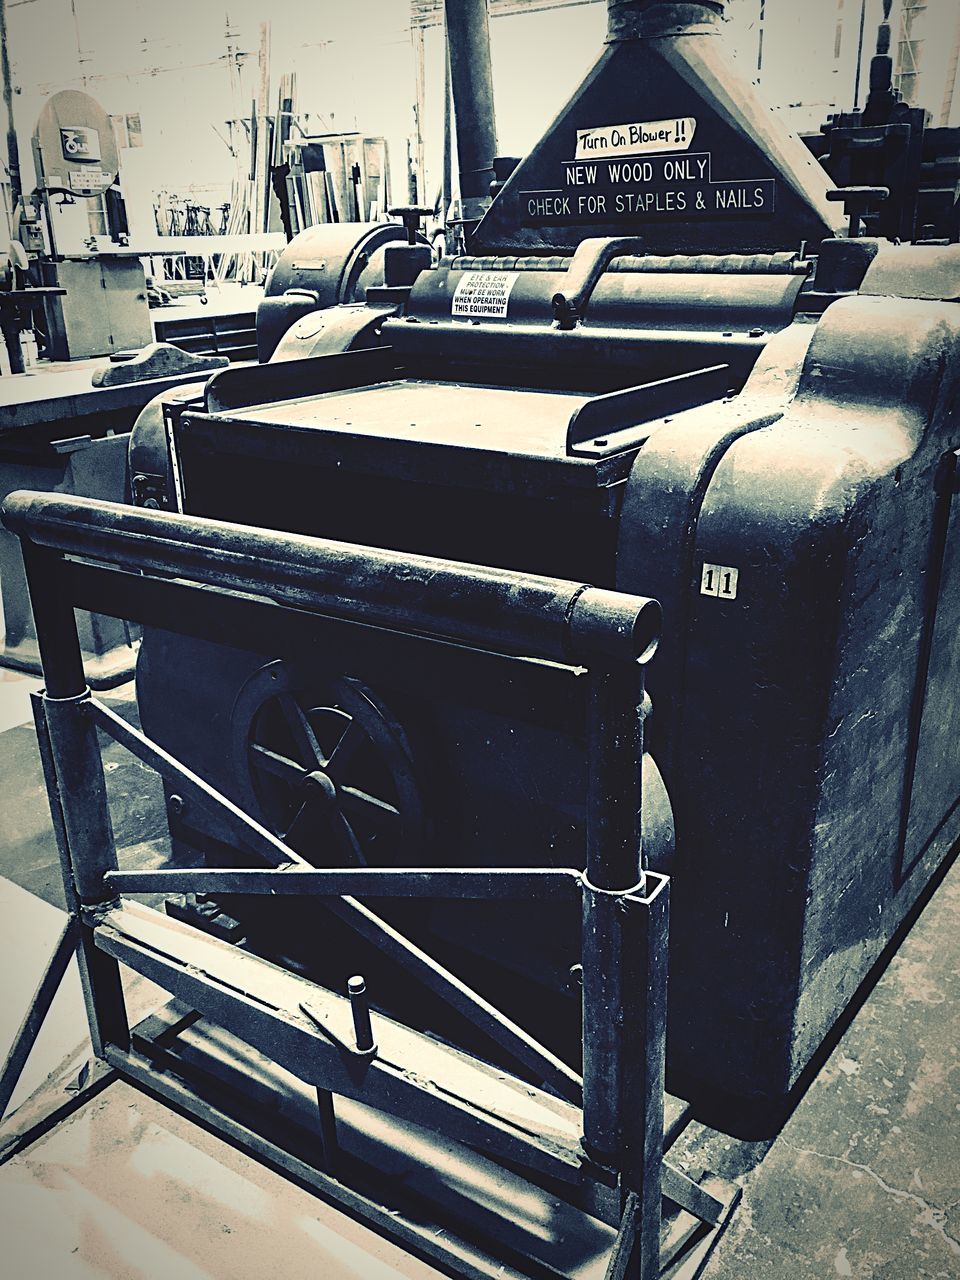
(1, 491, 739, 1279)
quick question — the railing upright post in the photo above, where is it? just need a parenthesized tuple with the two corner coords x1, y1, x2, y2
(24, 541, 129, 1055)
(581, 658, 668, 1280)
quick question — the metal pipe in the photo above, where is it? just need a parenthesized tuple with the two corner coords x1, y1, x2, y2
(581, 665, 648, 1162)
(20, 541, 117, 906)
(613, 872, 669, 1276)
(853, 0, 868, 111)
(585, 667, 648, 892)
(0, 0, 21, 209)
(443, 0, 497, 222)
(22, 544, 130, 1056)
(2, 492, 660, 668)
(42, 693, 120, 906)
(442, 31, 452, 235)
(348, 976, 375, 1053)
(19, 544, 86, 700)
(32, 694, 129, 1057)
(580, 661, 667, 1279)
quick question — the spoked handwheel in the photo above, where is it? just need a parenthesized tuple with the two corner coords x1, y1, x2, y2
(231, 660, 425, 865)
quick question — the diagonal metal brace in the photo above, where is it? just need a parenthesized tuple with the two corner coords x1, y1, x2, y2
(604, 1189, 640, 1280)
(0, 917, 78, 1120)
(661, 1161, 727, 1228)
(88, 699, 583, 1104)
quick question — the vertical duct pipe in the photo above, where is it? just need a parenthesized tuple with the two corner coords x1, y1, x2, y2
(442, 32, 452, 235)
(443, 0, 497, 231)
(0, 0, 21, 211)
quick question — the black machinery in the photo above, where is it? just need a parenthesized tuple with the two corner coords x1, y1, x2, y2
(30, 88, 153, 360)
(5, 2, 960, 1278)
(803, 0, 960, 245)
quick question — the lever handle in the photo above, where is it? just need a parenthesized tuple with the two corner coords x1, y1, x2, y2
(348, 975, 376, 1054)
(552, 236, 646, 329)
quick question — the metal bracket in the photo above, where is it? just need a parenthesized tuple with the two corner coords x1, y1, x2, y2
(299, 996, 378, 1062)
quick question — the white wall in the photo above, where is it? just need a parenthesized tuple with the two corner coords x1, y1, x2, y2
(725, 0, 960, 132)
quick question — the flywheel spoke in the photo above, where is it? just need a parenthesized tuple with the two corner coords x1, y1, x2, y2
(282, 800, 313, 846)
(325, 720, 367, 779)
(340, 785, 401, 824)
(250, 742, 307, 784)
(278, 693, 327, 769)
(333, 815, 366, 865)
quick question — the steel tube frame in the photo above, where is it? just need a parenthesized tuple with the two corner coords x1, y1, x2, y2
(19, 539, 130, 1058)
(2, 492, 660, 667)
(582, 663, 668, 1279)
(4, 490, 670, 1280)
(104, 866, 585, 900)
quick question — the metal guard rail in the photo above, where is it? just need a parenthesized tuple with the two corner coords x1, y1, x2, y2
(0, 489, 738, 1280)
(1, 491, 660, 670)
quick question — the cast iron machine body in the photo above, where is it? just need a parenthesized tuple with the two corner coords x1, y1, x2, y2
(126, 0, 960, 1129)
(17, 1, 960, 1274)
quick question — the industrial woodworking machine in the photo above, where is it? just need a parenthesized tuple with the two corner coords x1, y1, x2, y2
(7, 2, 960, 1277)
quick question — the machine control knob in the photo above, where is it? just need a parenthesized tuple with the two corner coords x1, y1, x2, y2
(387, 206, 435, 246)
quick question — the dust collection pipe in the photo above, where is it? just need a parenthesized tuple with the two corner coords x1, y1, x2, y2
(443, 0, 498, 222)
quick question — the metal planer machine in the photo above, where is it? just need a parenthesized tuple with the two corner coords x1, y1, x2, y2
(6, 2, 960, 1276)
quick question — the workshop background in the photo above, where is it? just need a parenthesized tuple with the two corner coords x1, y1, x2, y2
(0, 2, 959, 1280)
(2, 0, 958, 247)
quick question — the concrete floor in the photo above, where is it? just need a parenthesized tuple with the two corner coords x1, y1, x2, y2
(0, 666, 957, 1279)
(0, 1082, 445, 1280)
(681, 857, 960, 1279)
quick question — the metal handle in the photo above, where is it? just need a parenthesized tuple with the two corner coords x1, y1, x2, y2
(552, 237, 646, 329)
(826, 185, 889, 239)
(1, 492, 660, 668)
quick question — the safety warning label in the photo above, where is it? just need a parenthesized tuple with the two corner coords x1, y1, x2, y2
(520, 147, 775, 225)
(451, 270, 519, 318)
(575, 116, 696, 159)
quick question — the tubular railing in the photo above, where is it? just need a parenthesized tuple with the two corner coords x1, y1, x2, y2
(0, 490, 719, 1280)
